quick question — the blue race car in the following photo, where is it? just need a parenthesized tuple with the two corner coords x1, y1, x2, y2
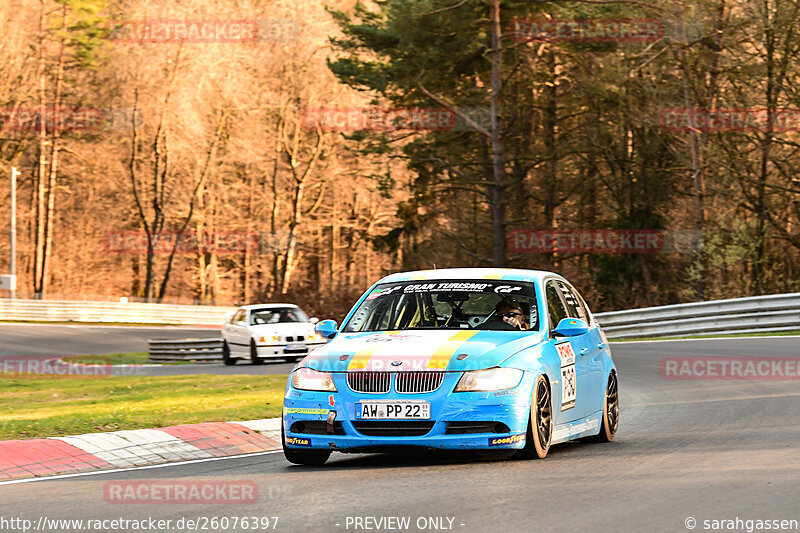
(282, 268, 619, 465)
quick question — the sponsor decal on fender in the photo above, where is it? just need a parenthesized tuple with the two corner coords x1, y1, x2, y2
(488, 433, 526, 447)
(285, 436, 312, 447)
(284, 407, 330, 415)
(553, 418, 600, 441)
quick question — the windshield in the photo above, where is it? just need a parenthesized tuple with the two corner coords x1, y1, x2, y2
(249, 307, 308, 325)
(343, 280, 538, 332)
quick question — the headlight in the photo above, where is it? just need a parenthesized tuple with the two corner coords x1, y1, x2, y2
(292, 368, 337, 392)
(260, 335, 282, 344)
(454, 367, 523, 392)
(308, 333, 325, 342)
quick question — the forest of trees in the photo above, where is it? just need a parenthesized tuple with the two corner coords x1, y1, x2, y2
(1, 0, 799, 318)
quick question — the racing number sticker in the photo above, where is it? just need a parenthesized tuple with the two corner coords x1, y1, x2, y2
(556, 342, 577, 411)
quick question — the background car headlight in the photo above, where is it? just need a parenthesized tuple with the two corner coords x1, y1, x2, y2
(260, 335, 282, 343)
(308, 333, 325, 342)
(292, 368, 337, 391)
(454, 367, 523, 392)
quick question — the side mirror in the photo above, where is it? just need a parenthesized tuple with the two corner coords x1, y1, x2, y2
(553, 318, 589, 337)
(315, 319, 338, 339)
(309, 317, 319, 325)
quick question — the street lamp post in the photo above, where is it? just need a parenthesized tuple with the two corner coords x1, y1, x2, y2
(8, 167, 19, 298)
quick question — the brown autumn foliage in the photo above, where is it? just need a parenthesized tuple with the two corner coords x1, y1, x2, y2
(0, 0, 799, 318)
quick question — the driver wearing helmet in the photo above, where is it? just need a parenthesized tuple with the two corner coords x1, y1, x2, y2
(478, 301, 529, 330)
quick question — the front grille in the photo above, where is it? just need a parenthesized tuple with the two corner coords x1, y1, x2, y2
(346, 371, 444, 393)
(445, 421, 510, 435)
(396, 371, 444, 393)
(347, 371, 391, 393)
(352, 421, 435, 437)
(290, 421, 345, 435)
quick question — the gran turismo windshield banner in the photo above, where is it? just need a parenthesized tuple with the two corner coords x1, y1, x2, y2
(365, 280, 535, 299)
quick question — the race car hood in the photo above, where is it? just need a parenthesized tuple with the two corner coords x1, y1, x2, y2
(302, 330, 544, 373)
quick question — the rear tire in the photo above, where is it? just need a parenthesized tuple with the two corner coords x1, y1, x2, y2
(517, 375, 552, 459)
(281, 422, 331, 466)
(222, 341, 237, 366)
(590, 371, 619, 443)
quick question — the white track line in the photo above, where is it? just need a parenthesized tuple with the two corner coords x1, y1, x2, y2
(0, 450, 284, 486)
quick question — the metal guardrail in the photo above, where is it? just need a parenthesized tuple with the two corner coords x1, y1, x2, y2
(595, 293, 800, 339)
(3, 293, 798, 340)
(0, 298, 235, 325)
(148, 338, 224, 362)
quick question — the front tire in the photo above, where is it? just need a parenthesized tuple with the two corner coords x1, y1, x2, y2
(591, 371, 619, 442)
(281, 422, 331, 466)
(250, 340, 264, 365)
(517, 375, 552, 459)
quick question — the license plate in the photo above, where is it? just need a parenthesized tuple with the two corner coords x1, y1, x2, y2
(284, 343, 307, 354)
(355, 401, 430, 420)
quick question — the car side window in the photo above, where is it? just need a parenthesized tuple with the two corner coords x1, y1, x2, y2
(558, 282, 590, 323)
(545, 281, 569, 331)
(569, 286, 591, 324)
(231, 310, 243, 324)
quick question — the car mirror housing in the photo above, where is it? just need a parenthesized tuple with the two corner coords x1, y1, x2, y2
(553, 317, 589, 337)
(315, 319, 338, 339)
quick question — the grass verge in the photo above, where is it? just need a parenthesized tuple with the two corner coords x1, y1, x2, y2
(60, 352, 193, 365)
(0, 374, 286, 440)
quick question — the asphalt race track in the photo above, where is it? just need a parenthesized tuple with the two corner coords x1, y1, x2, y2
(0, 324, 222, 356)
(1, 336, 799, 532)
(0, 324, 295, 375)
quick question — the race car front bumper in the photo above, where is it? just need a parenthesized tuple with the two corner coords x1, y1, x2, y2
(282, 371, 536, 451)
(255, 341, 327, 359)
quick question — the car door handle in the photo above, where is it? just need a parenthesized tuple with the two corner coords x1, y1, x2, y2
(597, 342, 606, 349)
(580, 348, 590, 356)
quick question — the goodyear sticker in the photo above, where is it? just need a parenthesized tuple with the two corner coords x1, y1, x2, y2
(285, 407, 330, 415)
(285, 437, 312, 447)
(488, 433, 526, 447)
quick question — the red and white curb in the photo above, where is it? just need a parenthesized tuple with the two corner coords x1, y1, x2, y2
(0, 418, 281, 481)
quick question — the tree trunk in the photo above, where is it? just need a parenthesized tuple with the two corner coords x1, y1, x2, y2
(488, 0, 506, 267)
(39, 5, 67, 297)
(674, 1, 706, 299)
(33, 0, 47, 298)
